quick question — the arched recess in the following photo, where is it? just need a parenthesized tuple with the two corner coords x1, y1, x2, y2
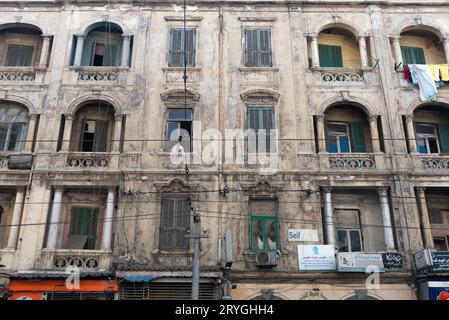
(0, 99, 33, 152)
(317, 95, 376, 116)
(66, 94, 123, 116)
(392, 20, 446, 40)
(78, 18, 128, 36)
(317, 22, 362, 39)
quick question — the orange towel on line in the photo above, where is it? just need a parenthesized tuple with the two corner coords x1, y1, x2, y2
(440, 64, 449, 81)
(428, 65, 441, 81)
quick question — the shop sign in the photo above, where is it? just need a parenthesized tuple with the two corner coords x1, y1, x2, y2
(288, 229, 318, 242)
(298, 245, 336, 271)
(414, 249, 432, 270)
(382, 252, 403, 269)
(430, 251, 449, 272)
(337, 252, 385, 272)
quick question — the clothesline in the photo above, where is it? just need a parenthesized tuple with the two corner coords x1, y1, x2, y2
(403, 64, 448, 102)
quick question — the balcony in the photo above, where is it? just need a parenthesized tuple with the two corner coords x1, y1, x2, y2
(315, 153, 390, 172)
(39, 249, 112, 272)
(309, 67, 378, 87)
(412, 154, 449, 171)
(0, 67, 45, 85)
(35, 152, 120, 171)
(67, 66, 129, 86)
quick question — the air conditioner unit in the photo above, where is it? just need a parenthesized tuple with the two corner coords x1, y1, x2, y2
(255, 251, 278, 267)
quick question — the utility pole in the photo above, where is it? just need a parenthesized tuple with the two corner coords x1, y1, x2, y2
(187, 208, 208, 300)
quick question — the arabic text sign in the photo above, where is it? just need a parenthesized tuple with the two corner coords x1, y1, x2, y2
(298, 245, 336, 271)
(430, 251, 449, 272)
(337, 252, 385, 272)
(382, 252, 403, 269)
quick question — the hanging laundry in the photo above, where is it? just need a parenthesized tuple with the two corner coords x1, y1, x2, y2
(409, 65, 419, 84)
(428, 65, 441, 81)
(410, 64, 438, 101)
(439, 64, 449, 81)
(403, 66, 412, 82)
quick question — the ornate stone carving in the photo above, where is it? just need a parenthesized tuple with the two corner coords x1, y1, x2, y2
(240, 89, 280, 105)
(160, 88, 200, 106)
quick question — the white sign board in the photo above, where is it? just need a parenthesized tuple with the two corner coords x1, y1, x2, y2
(288, 229, 319, 242)
(415, 249, 432, 270)
(298, 245, 336, 271)
(337, 252, 385, 272)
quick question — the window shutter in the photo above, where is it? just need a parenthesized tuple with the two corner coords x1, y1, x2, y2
(350, 122, 366, 152)
(94, 120, 109, 152)
(79, 116, 87, 151)
(438, 123, 449, 153)
(401, 46, 426, 65)
(81, 37, 95, 66)
(185, 29, 196, 67)
(103, 43, 119, 66)
(332, 46, 343, 67)
(319, 45, 342, 68)
(318, 44, 330, 67)
(245, 29, 258, 67)
(258, 29, 272, 67)
(169, 29, 183, 67)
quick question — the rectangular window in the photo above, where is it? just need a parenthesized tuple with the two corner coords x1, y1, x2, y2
(247, 107, 276, 153)
(434, 237, 449, 251)
(5, 44, 34, 67)
(429, 208, 449, 224)
(415, 123, 440, 154)
(80, 119, 109, 152)
(249, 200, 278, 251)
(318, 44, 343, 68)
(335, 209, 363, 252)
(68, 207, 99, 250)
(159, 196, 190, 250)
(401, 46, 426, 65)
(165, 109, 193, 152)
(168, 28, 196, 67)
(244, 29, 272, 67)
(326, 122, 351, 153)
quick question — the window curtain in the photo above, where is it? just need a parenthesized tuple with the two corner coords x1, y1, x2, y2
(69, 207, 99, 250)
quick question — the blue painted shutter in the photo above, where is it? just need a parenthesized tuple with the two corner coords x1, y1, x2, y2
(350, 122, 366, 152)
(438, 123, 449, 153)
(81, 36, 94, 66)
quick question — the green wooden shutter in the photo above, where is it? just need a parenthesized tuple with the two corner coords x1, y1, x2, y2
(245, 29, 258, 67)
(258, 29, 272, 67)
(169, 29, 183, 67)
(94, 120, 109, 152)
(438, 123, 449, 153)
(319, 45, 343, 67)
(401, 46, 426, 65)
(80, 36, 94, 66)
(185, 29, 196, 67)
(350, 122, 366, 152)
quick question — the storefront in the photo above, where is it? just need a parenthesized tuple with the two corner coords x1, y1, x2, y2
(7, 276, 118, 300)
(414, 250, 449, 300)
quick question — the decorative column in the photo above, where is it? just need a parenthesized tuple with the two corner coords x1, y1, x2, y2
(112, 114, 123, 152)
(443, 38, 449, 64)
(6, 187, 25, 250)
(377, 188, 395, 251)
(405, 114, 417, 153)
(38, 35, 51, 68)
(101, 188, 115, 250)
(61, 115, 74, 151)
(316, 114, 326, 153)
(24, 114, 38, 152)
(120, 34, 131, 67)
(358, 36, 369, 68)
(391, 37, 403, 70)
(416, 187, 434, 249)
(46, 187, 63, 249)
(73, 34, 85, 67)
(368, 115, 381, 153)
(323, 187, 336, 246)
(310, 35, 320, 68)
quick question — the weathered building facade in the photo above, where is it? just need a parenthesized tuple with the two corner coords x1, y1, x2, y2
(0, 0, 449, 300)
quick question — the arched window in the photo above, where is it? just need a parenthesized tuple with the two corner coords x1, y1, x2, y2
(0, 103, 29, 152)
